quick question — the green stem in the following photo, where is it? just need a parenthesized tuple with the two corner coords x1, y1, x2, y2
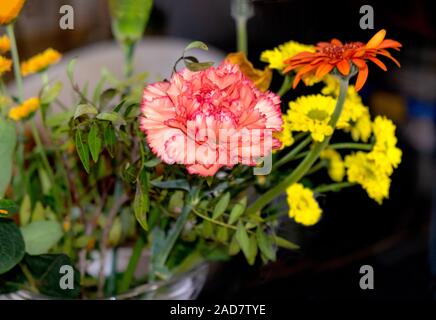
(328, 142, 373, 151)
(246, 77, 350, 215)
(236, 18, 248, 54)
(277, 75, 293, 97)
(123, 42, 135, 79)
(19, 263, 39, 293)
(6, 23, 24, 102)
(118, 234, 145, 293)
(158, 202, 193, 267)
(307, 160, 326, 175)
(273, 136, 311, 170)
(193, 208, 238, 231)
(314, 182, 356, 193)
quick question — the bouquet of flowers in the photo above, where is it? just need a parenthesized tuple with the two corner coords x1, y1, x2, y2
(0, 0, 402, 299)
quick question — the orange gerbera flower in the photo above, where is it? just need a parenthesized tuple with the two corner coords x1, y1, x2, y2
(283, 30, 401, 91)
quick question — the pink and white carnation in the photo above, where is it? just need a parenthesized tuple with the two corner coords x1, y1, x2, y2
(139, 62, 283, 176)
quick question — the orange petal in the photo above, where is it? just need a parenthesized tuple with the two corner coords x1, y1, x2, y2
(336, 59, 350, 75)
(351, 58, 367, 69)
(355, 66, 368, 91)
(331, 39, 343, 46)
(315, 63, 334, 79)
(366, 29, 386, 48)
(378, 39, 402, 50)
(378, 51, 401, 68)
(368, 57, 387, 71)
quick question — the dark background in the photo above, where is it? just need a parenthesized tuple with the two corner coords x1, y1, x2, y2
(10, 0, 436, 300)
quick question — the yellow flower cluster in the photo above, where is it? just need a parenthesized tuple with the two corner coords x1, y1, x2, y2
(226, 52, 272, 92)
(345, 116, 402, 204)
(320, 149, 345, 182)
(0, 35, 11, 53)
(21, 48, 61, 76)
(285, 94, 351, 142)
(286, 183, 322, 226)
(261, 41, 315, 71)
(0, 0, 25, 25)
(8, 97, 40, 121)
(0, 55, 12, 76)
(322, 76, 372, 142)
(274, 115, 294, 150)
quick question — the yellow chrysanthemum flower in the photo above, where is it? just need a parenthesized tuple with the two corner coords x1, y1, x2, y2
(21, 48, 61, 76)
(274, 114, 294, 150)
(286, 183, 322, 226)
(226, 52, 272, 92)
(261, 41, 315, 71)
(286, 94, 349, 142)
(345, 151, 391, 204)
(322, 76, 372, 142)
(320, 149, 345, 182)
(0, 0, 25, 25)
(0, 55, 12, 75)
(0, 35, 11, 53)
(322, 75, 362, 104)
(8, 97, 40, 121)
(369, 116, 402, 175)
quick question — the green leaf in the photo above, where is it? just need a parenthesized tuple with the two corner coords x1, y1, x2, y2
(21, 220, 63, 255)
(235, 221, 250, 260)
(103, 124, 117, 157)
(75, 130, 90, 173)
(0, 118, 17, 197)
(19, 195, 31, 226)
(151, 179, 190, 192)
(247, 235, 258, 265)
(201, 220, 213, 239)
(0, 220, 25, 274)
(133, 177, 149, 231)
(46, 111, 74, 127)
(184, 60, 214, 72)
(66, 58, 77, 84)
(184, 41, 209, 52)
(143, 157, 161, 168)
(0, 199, 19, 217)
(216, 226, 228, 243)
(256, 227, 276, 261)
(272, 235, 300, 250)
(168, 190, 184, 214)
(88, 124, 102, 162)
(74, 103, 98, 119)
(38, 168, 51, 195)
(108, 217, 122, 246)
(228, 197, 247, 225)
(212, 192, 230, 219)
(40, 81, 63, 105)
(99, 88, 117, 109)
(228, 234, 240, 256)
(31, 202, 45, 222)
(24, 254, 80, 298)
(96, 111, 127, 126)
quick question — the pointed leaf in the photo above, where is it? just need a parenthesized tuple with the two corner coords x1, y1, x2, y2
(88, 124, 102, 162)
(75, 130, 90, 173)
(212, 192, 230, 219)
(21, 220, 63, 255)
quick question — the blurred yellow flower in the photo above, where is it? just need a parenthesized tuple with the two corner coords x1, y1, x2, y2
(322, 75, 362, 103)
(225, 52, 272, 92)
(8, 97, 40, 121)
(0, 35, 11, 53)
(261, 41, 315, 72)
(345, 151, 391, 204)
(0, 55, 12, 75)
(21, 48, 61, 76)
(0, 0, 26, 25)
(320, 149, 345, 182)
(286, 183, 322, 226)
(369, 116, 402, 175)
(0, 209, 8, 215)
(274, 114, 294, 150)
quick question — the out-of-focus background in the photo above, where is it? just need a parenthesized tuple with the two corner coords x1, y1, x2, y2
(7, 0, 436, 299)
